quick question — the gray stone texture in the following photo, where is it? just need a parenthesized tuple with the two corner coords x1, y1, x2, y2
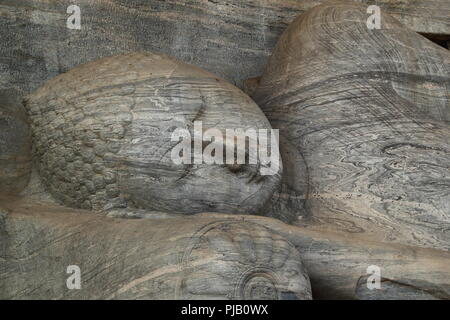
(253, 3, 450, 252)
(1, 0, 450, 300)
(0, 0, 448, 96)
(0, 89, 31, 194)
(0, 197, 312, 300)
(1, 197, 449, 299)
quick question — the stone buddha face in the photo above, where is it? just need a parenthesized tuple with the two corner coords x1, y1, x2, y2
(25, 52, 282, 215)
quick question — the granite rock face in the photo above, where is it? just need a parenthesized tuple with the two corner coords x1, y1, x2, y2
(1, 1, 450, 301)
(253, 3, 450, 251)
(0, 89, 31, 194)
(25, 52, 282, 215)
(0, 0, 448, 96)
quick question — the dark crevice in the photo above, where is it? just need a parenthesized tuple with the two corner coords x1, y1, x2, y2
(420, 33, 450, 49)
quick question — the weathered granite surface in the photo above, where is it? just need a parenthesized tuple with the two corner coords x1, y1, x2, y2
(253, 3, 450, 251)
(0, 196, 312, 300)
(0, 0, 448, 98)
(354, 276, 442, 300)
(1, 196, 449, 300)
(24, 52, 281, 215)
(1, 1, 449, 301)
(241, 213, 450, 300)
(0, 89, 31, 194)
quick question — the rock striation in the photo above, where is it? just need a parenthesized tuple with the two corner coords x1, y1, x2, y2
(253, 2, 450, 251)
